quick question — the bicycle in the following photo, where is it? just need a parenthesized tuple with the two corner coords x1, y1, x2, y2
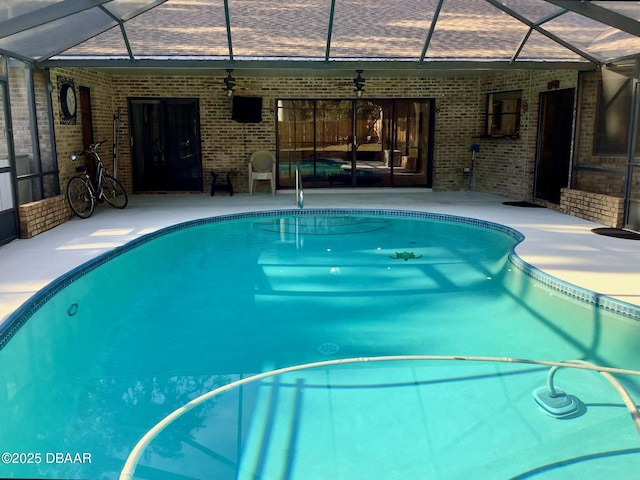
(66, 140, 128, 218)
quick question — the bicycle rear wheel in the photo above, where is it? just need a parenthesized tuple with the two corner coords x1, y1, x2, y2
(100, 174, 128, 209)
(66, 177, 95, 218)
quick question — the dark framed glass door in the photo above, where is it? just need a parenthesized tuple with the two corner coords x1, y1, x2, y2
(627, 154, 640, 231)
(625, 80, 640, 232)
(277, 98, 433, 189)
(534, 88, 575, 203)
(129, 98, 203, 192)
(0, 79, 18, 245)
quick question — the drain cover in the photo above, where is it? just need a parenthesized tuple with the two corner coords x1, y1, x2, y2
(318, 342, 339, 355)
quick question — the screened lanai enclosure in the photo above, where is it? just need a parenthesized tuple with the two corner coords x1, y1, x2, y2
(2, 1, 640, 64)
(1, 0, 640, 245)
(2, 3, 640, 480)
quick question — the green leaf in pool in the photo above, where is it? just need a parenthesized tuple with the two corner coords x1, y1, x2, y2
(389, 251, 423, 261)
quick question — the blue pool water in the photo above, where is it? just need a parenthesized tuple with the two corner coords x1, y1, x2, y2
(0, 210, 638, 480)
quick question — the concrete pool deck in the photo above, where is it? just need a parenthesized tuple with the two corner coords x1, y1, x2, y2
(1, 190, 639, 325)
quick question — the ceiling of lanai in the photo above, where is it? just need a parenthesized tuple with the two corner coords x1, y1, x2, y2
(1, 0, 640, 76)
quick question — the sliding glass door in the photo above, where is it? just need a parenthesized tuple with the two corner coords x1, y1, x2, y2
(277, 98, 432, 189)
(352, 100, 390, 186)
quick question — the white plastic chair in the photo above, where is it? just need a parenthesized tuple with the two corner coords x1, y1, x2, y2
(248, 150, 276, 194)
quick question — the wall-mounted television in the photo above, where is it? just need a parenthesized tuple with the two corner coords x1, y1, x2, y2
(232, 96, 262, 123)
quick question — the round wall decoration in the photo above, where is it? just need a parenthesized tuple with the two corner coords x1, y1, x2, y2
(57, 76, 77, 124)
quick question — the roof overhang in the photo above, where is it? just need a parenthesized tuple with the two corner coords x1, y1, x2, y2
(37, 57, 598, 76)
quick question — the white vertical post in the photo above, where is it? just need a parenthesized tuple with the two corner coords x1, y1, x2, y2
(295, 167, 304, 208)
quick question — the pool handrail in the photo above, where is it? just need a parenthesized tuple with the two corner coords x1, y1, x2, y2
(119, 354, 640, 480)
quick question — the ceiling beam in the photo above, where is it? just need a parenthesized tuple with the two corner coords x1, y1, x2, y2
(0, 0, 112, 39)
(605, 52, 640, 68)
(0, 47, 34, 65)
(544, 0, 640, 38)
(325, 0, 337, 62)
(114, 0, 169, 23)
(484, 0, 602, 65)
(510, 7, 567, 63)
(99, 5, 135, 60)
(419, 0, 444, 63)
(34, 0, 169, 63)
(223, 0, 234, 61)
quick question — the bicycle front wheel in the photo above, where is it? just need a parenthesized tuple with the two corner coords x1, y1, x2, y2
(100, 174, 128, 209)
(66, 177, 95, 218)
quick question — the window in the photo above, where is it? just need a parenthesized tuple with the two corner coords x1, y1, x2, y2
(594, 76, 640, 155)
(8, 60, 59, 204)
(485, 90, 522, 137)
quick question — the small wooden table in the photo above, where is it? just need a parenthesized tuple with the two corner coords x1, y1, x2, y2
(210, 170, 234, 196)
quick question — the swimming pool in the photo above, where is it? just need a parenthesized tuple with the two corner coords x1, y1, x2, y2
(0, 209, 638, 479)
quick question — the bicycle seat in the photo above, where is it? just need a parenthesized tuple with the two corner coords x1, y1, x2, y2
(75, 165, 88, 173)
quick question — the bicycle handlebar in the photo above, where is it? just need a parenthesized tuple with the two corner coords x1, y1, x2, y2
(70, 140, 106, 160)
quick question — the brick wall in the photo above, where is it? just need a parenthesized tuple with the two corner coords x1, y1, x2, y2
(474, 70, 579, 200)
(51, 68, 115, 192)
(108, 74, 483, 194)
(18, 195, 71, 238)
(7, 67, 598, 238)
(560, 188, 624, 227)
(46, 68, 580, 199)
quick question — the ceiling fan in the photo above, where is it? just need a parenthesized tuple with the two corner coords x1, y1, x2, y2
(222, 69, 262, 96)
(224, 69, 236, 96)
(353, 70, 366, 97)
(334, 70, 388, 96)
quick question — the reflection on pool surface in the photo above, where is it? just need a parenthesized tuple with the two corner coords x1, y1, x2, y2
(279, 158, 393, 186)
(0, 210, 638, 480)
